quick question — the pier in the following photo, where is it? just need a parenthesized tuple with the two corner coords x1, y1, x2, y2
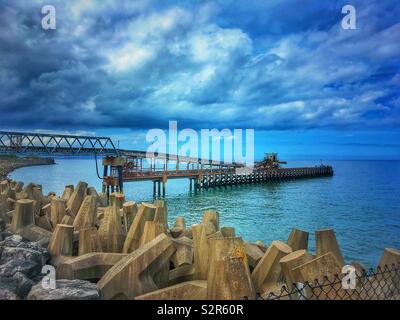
(0, 131, 333, 198)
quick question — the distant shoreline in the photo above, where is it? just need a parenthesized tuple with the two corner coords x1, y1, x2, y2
(0, 156, 55, 180)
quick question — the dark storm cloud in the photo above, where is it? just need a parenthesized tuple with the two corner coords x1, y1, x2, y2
(0, 0, 399, 131)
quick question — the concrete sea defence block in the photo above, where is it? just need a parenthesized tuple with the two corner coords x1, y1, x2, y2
(98, 205, 125, 253)
(48, 224, 74, 264)
(378, 248, 400, 268)
(315, 229, 345, 266)
(170, 216, 185, 238)
(97, 234, 175, 300)
(66, 181, 88, 217)
(50, 197, 67, 228)
(41, 203, 51, 218)
(61, 185, 74, 202)
(73, 195, 97, 231)
(9, 199, 51, 244)
(135, 280, 207, 300)
(168, 264, 195, 286)
(255, 240, 268, 253)
(60, 214, 75, 226)
(291, 252, 342, 284)
(279, 249, 313, 289)
(109, 192, 125, 209)
(251, 240, 292, 294)
(10, 199, 35, 233)
(171, 236, 193, 268)
(122, 202, 156, 253)
(291, 252, 344, 300)
(57, 252, 128, 281)
(244, 241, 264, 270)
(87, 187, 99, 200)
(154, 199, 168, 229)
(138, 221, 167, 247)
(0, 180, 9, 193)
(78, 227, 103, 255)
(220, 227, 235, 237)
(202, 210, 219, 231)
(122, 201, 137, 233)
(35, 213, 53, 232)
(287, 228, 309, 251)
(207, 237, 255, 300)
(192, 222, 217, 280)
(377, 248, 400, 299)
(98, 193, 107, 207)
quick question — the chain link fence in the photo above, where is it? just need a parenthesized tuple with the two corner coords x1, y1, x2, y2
(244, 263, 400, 300)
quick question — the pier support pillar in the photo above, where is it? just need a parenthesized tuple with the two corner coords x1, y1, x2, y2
(157, 181, 161, 196)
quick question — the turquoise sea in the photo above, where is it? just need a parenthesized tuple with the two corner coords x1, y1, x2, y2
(10, 159, 400, 268)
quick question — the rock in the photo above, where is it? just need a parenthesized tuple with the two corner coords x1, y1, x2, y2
(0, 236, 50, 277)
(27, 279, 100, 300)
(0, 218, 5, 233)
(0, 278, 20, 300)
(0, 236, 50, 299)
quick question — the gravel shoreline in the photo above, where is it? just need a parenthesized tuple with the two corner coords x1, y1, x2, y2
(0, 156, 55, 180)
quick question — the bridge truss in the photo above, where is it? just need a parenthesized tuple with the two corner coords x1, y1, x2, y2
(0, 131, 119, 155)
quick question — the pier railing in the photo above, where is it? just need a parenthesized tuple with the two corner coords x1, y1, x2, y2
(244, 263, 400, 300)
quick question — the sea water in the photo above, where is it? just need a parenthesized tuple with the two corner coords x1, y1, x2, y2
(10, 159, 400, 268)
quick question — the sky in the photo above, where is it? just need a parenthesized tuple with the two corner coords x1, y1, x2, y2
(0, 0, 399, 160)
